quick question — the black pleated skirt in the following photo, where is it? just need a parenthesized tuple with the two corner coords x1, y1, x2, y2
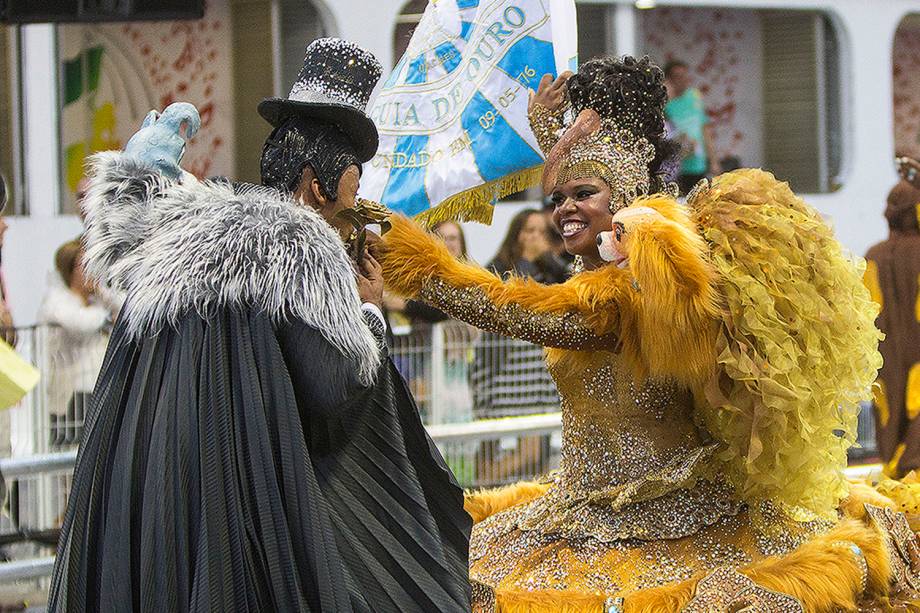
(48, 309, 471, 612)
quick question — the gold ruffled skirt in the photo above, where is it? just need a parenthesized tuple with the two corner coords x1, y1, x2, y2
(467, 478, 920, 612)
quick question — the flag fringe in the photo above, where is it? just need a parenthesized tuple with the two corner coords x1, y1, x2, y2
(413, 164, 544, 228)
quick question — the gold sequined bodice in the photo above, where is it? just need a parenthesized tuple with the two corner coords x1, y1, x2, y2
(469, 346, 831, 597)
(548, 350, 704, 494)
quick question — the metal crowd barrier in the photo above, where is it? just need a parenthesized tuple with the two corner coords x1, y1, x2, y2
(0, 413, 887, 588)
(0, 321, 884, 599)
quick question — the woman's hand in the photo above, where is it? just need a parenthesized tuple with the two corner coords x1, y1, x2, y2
(528, 71, 573, 116)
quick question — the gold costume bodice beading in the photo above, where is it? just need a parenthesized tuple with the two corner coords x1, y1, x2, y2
(470, 351, 760, 555)
(468, 349, 831, 597)
(553, 352, 703, 493)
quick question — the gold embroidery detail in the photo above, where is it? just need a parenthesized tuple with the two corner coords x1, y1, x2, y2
(864, 504, 920, 592)
(682, 567, 803, 612)
(554, 120, 655, 210)
(416, 277, 614, 351)
(527, 101, 566, 158)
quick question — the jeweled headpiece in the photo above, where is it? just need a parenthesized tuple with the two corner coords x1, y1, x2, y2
(537, 108, 655, 209)
(529, 56, 671, 208)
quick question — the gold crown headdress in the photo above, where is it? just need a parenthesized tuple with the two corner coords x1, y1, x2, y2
(533, 106, 655, 212)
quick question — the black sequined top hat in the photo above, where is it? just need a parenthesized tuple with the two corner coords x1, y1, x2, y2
(258, 38, 383, 163)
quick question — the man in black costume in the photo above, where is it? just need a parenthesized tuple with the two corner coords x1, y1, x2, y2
(49, 38, 471, 612)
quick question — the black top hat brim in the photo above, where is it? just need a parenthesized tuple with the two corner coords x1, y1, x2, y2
(258, 98, 379, 164)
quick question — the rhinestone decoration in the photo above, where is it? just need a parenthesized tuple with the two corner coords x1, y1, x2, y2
(465, 350, 829, 604)
(682, 567, 804, 612)
(864, 504, 920, 592)
(831, 541, 868, 595)
(288, 38, 382, 112)
(416, 278, 618, 351)
(528, 101, 567, 158)
(555, 121, 655, 209)
(470, 580, 497, 613)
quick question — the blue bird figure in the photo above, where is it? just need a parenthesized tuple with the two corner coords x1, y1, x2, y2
(124, 102, 201, 180)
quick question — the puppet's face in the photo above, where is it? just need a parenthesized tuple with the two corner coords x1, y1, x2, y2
(124, 102, 200, 180)
(597, 205, 666, 268)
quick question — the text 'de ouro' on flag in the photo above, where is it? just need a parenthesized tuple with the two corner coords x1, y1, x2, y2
(360, 0, 577, 226)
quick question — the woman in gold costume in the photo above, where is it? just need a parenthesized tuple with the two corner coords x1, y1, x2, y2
(380, 56, 920, 611)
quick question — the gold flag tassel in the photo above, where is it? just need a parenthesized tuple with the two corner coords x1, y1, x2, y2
(413, 164, 544, 228)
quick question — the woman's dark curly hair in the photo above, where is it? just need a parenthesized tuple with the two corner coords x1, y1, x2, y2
(567, 55, 680, 191)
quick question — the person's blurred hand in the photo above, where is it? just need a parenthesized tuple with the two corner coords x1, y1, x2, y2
(528, 71, 573, 116)
(357, 252, 383, 308)
(363, 229, 383, 259)
(898, 157, 920, 189)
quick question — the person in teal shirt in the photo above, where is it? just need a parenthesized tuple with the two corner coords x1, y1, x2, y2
(664, 60, 720, 194)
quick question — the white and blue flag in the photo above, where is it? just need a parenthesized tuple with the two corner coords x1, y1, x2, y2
(360, 0, 577, 225)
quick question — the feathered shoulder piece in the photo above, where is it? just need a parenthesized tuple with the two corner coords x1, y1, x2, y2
(82, 151, 381, 385)
(687, 169, 882, 521)
(606, 169, 882, 520)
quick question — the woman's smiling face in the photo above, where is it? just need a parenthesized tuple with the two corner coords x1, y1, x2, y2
(550, 177, 613, 268)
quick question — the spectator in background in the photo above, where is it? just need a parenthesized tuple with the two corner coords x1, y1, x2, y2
(864, 174, 920, 477)
(664, 60, 720, 194)
(489, 208, 568, 284)
(387, 220, 468, 325)
(38, 239, 111, 447)
(0, 176, 14, 347)
(471, 209, 561, 485)
(385, 221, 476, 427)
(432, 219, 466, 259)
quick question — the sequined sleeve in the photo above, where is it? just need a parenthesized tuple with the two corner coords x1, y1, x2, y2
(382, 214, 621, 350)
(528, 102, 566, 157)
(415, 277, 617, 351)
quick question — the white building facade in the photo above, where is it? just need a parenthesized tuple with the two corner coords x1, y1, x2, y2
(3, 0, 920, 323)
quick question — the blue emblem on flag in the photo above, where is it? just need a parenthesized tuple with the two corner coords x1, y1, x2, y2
(361, 0, 577, 225)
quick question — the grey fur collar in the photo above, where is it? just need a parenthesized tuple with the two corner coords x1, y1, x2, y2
(82, 151, 381, 385)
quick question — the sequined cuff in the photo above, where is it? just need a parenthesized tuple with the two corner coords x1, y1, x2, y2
(528, 102, 565, 157)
